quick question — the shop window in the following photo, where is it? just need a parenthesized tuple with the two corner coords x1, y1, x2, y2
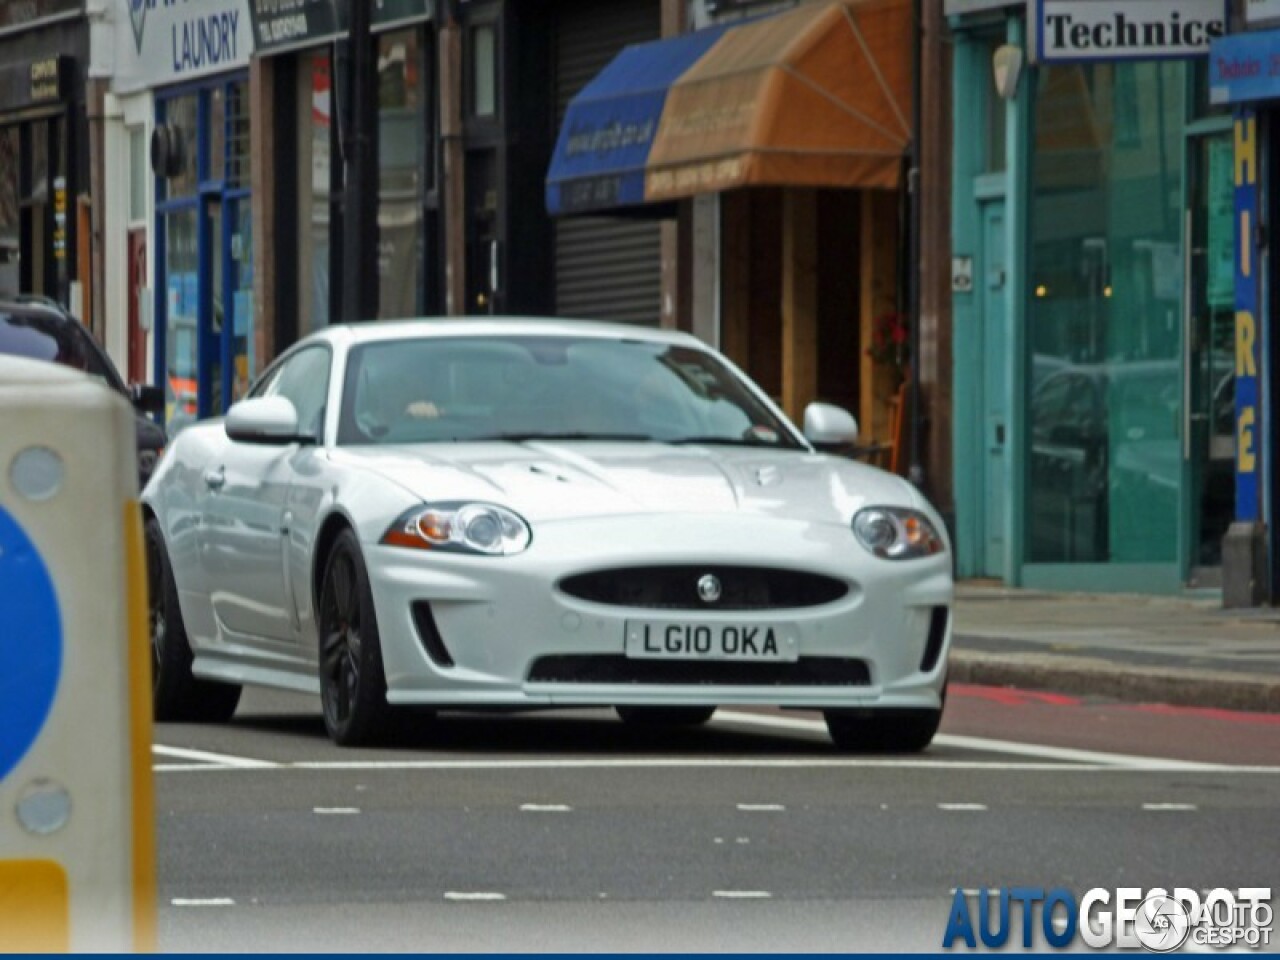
(159, 94, 199, 201)
(227, 81, 251, 188)
(1026, 61, 1185, 565)
(129, 127, 147, 223)
(378, 29, 425, 319)
(470, 23, 498, 118)
(296, 52, 336, 338)
(981, 38, 1006, 174)
(163, 208, 199, 435)
(0, 127, 17, 297)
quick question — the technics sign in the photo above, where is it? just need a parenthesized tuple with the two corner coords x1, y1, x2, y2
(1032, 0, 1227, 62)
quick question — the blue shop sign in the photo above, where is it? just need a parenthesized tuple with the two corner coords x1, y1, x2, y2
(1210, 29, 1280, 104)
(1233, 110, 1262, 523)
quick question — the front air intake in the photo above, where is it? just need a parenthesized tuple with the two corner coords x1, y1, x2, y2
(411, 601, 454, 668)
(920, 606, 949, 673)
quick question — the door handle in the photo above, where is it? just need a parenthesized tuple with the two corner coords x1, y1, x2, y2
(203, 466, 226, 491)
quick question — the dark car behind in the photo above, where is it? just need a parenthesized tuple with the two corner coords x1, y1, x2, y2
(0, 298, 165, 489)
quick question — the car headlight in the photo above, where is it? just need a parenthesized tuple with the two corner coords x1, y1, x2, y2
(381, 502, 532, 556)
(852, 507, 944, 560)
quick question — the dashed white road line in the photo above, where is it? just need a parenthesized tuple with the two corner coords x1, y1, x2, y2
(520, 804, 572, 812)
(314, 807, 361, 815)
(714, 711, 1232, 771)
(737, 803, 785, 812)
(444, 892, 507, 902)
(714, 890, 772, 899)
(938, 803, 988, 811)
(152, 744, 277, 769)
(170, 898, 235, 907)
(1142, 803, 1198, 811)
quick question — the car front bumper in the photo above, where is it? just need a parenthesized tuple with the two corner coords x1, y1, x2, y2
(364, 513, 952, 712)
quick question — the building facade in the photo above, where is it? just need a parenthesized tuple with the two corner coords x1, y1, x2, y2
(950, 0, 1238, 594)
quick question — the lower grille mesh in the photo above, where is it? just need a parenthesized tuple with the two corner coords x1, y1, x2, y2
(527, 655, 870, 686)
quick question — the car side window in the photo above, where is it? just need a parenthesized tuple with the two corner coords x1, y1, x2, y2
(265, 347, 331, 441)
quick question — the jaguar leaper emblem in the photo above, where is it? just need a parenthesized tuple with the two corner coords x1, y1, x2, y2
(697, 574, 722, 605)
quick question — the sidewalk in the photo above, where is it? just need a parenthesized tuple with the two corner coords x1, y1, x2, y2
(948, 582, 1280, 713)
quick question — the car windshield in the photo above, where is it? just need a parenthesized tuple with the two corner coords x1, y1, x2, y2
(0, 309, 124, 392)
(338, 335, 802, 449)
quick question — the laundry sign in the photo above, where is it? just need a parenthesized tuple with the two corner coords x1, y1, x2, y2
(1031, 0, 1227, 62)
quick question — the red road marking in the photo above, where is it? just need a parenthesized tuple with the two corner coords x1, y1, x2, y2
(951, 684, 1081, 708)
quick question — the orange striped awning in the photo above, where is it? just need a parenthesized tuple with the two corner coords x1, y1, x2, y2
(644, 0, 912, 201)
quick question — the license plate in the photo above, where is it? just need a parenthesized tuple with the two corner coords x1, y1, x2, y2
(624, 620, 798, 661)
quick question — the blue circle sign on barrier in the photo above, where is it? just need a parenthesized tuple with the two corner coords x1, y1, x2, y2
(0, 506, 62, 781)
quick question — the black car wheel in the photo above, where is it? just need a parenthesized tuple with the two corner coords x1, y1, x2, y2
(615, 706, 716, 727)
(145, 516, 242, 723)
(318, 529, 392, 746)
(824, 682, 947, 754)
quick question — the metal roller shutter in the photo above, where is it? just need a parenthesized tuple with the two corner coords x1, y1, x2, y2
(554, 0, 662, 325)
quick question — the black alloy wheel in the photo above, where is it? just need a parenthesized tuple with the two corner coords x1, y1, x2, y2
(145, 515, 242, 723)
(824, 680, 947, 754)
(318, 529, 391, 746)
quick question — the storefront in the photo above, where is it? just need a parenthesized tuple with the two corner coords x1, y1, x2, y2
(545, 0, 912, 438)
(0, 1, 88, 308)
(103, 0, 256, 433)
(950, 0, 1235, 593)
(249, 0, 436, 346)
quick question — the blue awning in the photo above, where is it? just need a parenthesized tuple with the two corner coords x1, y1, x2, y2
(545, 25, 732, 217)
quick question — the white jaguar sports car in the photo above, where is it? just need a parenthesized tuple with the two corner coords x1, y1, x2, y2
(142, 319, 953, 749)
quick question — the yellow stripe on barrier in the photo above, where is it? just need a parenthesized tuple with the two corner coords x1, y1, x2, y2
(0, 859, 69, 952)
(124, 500, 157, 952)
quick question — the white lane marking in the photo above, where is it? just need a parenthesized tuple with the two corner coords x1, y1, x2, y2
(737, 803, 785, 812)
(314, 807, 361, 815)
(714, 890, 772, 899)
(938, 803, 988, 811)
(520, 804, 572, 812)
(152, 744, 278, 769)
(153, 764, 227, 773)
(170, 898, 235, 907)
(1142, 803, 1198, 811)
(444, 892, 507, 902)
(715, 710, 1231, 771)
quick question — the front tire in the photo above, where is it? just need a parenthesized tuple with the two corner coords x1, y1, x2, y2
(145, 516, 242, 723)
(616, 706, 716, 727)
(824, 708, 941, 753)
(318, 529, 392, 746)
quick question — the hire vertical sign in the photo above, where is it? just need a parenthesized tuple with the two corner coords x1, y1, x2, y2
(1234, 110, 1261, 522)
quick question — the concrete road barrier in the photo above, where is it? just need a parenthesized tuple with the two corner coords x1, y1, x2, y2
(0, 355, 155, 951)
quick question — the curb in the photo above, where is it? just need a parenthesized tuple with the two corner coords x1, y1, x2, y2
(948, 647, 1280, 714)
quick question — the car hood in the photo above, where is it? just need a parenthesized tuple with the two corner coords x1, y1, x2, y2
(331, 442, 915, 527)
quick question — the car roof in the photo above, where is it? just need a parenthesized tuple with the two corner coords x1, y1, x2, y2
(0, 298, 73, 321)
(310, 316, 707, 350)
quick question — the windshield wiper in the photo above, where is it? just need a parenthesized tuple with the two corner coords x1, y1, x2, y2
(468, 432, 658, 443)
(667, 435, 776, 447)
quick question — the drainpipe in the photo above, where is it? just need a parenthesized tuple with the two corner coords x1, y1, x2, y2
(341, 0, 378, 323)
(85, 0, 113, 341)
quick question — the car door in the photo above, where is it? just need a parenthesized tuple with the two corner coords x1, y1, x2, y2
(202, 346, 331, 647)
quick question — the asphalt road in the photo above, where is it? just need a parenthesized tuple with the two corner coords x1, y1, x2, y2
(153, 686, 1280, 953)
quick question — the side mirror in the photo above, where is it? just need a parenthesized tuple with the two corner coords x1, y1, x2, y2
(130, 383, 164, 415)
(803, 402, 859, 447)
(225, 396, 308, 445)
